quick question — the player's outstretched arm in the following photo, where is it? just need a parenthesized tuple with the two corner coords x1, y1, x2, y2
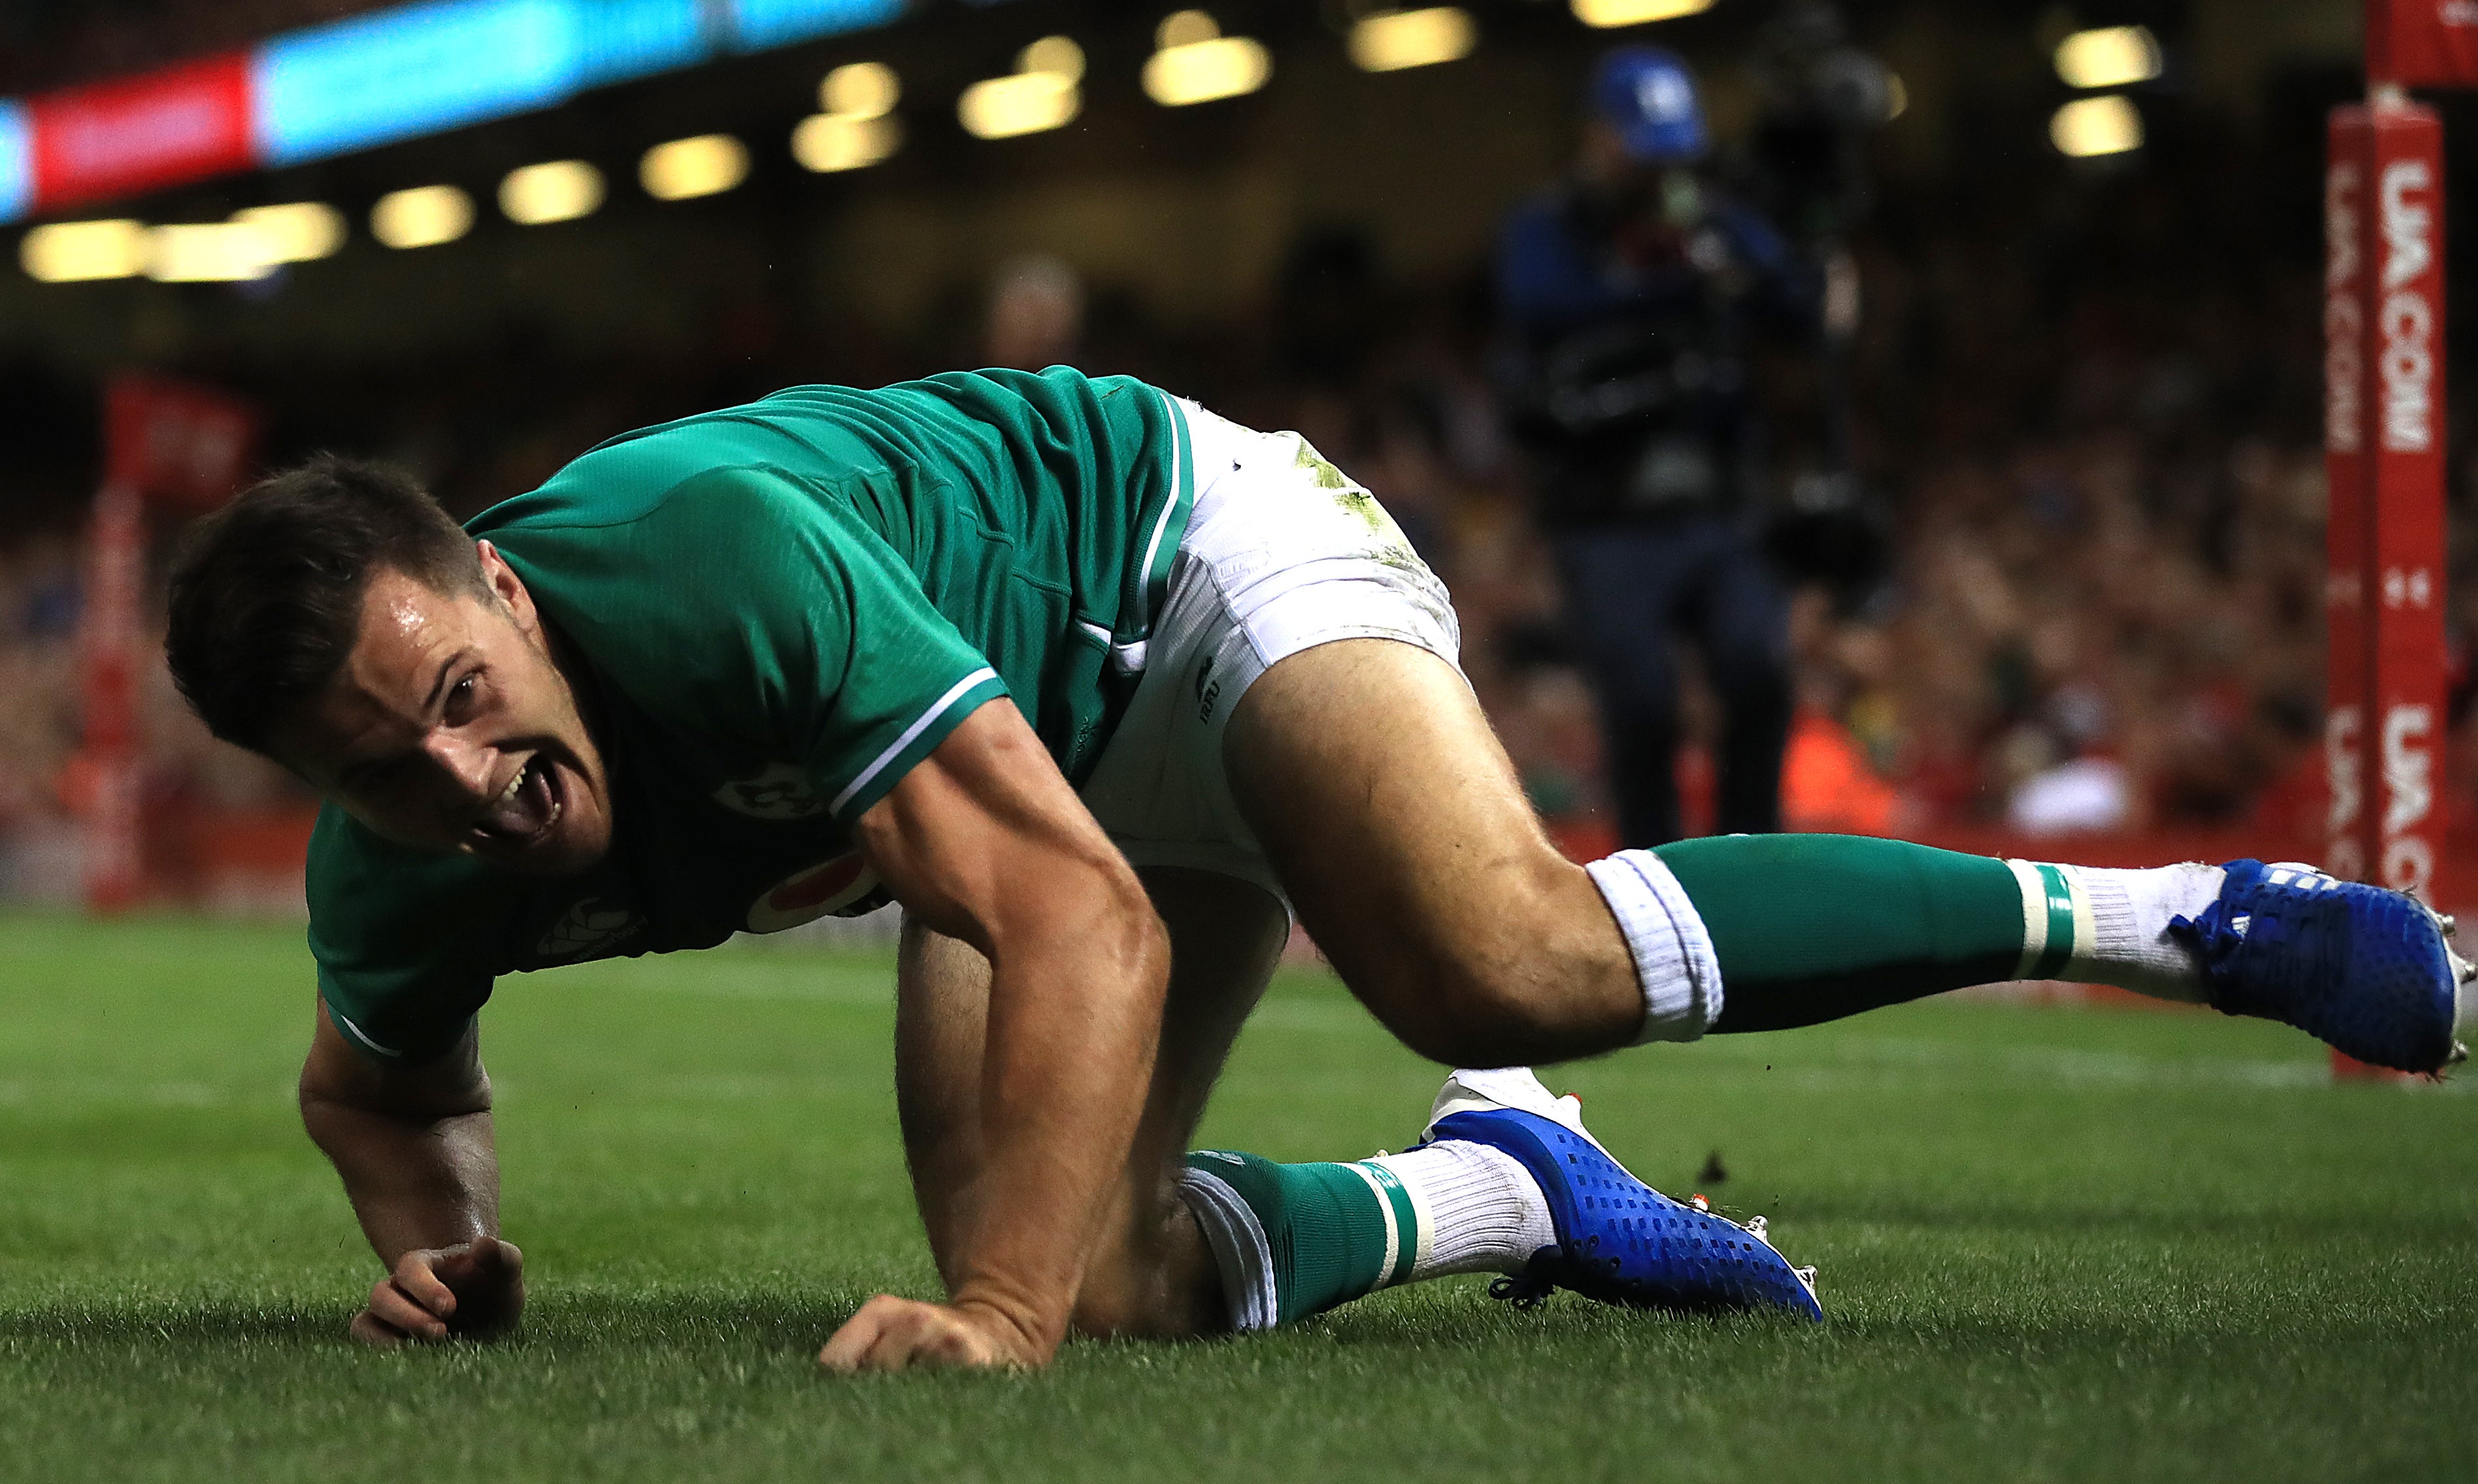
(297, 1005, 522, 1346)
(818, 700, 1170, 1374)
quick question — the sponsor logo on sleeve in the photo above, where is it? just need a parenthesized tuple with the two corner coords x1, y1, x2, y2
(713, 762, 828, 821)
(747, 852, 885, 933)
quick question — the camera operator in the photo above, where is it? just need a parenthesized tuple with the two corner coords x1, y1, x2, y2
(1496, 46, 1820, 846)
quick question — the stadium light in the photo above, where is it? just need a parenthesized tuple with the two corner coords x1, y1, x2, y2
(642, 135, 749, 200)
(371, 185, 474, 248)
(500, 160, 605, 224)
(2053, 25, 2162, 91)
(794, 113, 901, 171)
(2050, 95, 2142, 157)
(147, 222, 278, 282)
(797, 60, 903, 172)
(1142, 12, 1270, 106)
(20, 218, 150, 282)
(1885, 72, 1907, 119)
(1021, 35, 1084, 81)
(231, 202, 347, 263)
(1348, 8, 1476, 72)
(1571, 0, 1712, 27)
(821, 61, 899, 118)
(958, 37, 1082, 140)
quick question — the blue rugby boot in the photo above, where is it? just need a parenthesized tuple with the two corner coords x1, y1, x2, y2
(2168, 859, 2473, 1075)
(1417, 1068, 1824, 1322)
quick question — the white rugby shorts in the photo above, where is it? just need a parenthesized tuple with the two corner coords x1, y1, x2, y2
(1075, 397, 1465, 901)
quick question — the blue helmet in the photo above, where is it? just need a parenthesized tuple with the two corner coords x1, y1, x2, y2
(1590, 46, 1708, 164)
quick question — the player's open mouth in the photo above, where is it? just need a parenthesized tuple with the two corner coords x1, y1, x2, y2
(472, 756, 563, 849)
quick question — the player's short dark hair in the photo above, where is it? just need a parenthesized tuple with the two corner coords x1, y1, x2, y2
(165, 455, 486, 755)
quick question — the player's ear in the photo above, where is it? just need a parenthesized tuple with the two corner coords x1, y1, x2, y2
(475, 541, 539, 634)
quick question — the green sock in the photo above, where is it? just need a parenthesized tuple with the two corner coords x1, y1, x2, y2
(1653, 835, 2035, 1033)
(1180, 1151, 1414, 1326)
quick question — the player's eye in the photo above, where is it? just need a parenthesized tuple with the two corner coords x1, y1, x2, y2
(444, 674, 480, 722)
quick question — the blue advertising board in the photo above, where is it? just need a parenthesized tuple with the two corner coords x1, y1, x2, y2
(253, 0, 583, 165)
(0, 103, 28, 222)
(250, 0, 897, 169)
(729, 0, 906, 53)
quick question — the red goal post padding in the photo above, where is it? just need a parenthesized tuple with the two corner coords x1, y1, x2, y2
(2324, 104, 2445, 904)
(74, 375, 258, 912)
(2323, 0, 2476, 1076)
(2368, 0, 2478, 88)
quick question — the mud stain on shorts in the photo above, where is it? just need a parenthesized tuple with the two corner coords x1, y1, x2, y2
(1287, 434, 1427, 565)
(1291, 438, 1354, 491)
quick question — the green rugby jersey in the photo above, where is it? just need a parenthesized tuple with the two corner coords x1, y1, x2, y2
(308, 367, 1195, 1062)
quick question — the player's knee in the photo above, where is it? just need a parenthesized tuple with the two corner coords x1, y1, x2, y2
(1394, 971, 1539, 1065)
(1362, 860, 1629, 1066)
(1423, 957, 1592, 1065)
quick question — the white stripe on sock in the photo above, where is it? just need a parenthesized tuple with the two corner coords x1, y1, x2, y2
(1342, 1163, 1403, 1286)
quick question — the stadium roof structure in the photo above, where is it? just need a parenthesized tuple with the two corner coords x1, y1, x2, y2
(0, 0, 904, 224)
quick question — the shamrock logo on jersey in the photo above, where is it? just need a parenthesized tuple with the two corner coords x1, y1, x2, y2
(536, 898, 644, 961)
(713, 762, 826, 821)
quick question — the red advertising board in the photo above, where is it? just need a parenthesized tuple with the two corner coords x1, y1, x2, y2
(2367, 0, 2478, 89)
(29, 52, 254, 213)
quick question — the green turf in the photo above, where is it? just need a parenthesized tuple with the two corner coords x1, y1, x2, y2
(3, 912, 2475, 1483)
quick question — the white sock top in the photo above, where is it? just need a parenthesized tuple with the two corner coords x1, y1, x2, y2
(1585, 848, 1724, 1043)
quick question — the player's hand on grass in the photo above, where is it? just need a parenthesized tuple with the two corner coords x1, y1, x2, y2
(817, 1295, 1045, 1373)
(349, 1238, 525, 1346)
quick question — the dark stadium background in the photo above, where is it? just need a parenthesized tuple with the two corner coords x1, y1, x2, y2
(0, 0, 2472, 916)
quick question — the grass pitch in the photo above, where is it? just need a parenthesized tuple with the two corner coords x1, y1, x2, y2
(3, 913, 2475, 1483)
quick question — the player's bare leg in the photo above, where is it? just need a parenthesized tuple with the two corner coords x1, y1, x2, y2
(1223, 638, 1643, 1067)
(895, 865, 1288, 1341)
(1227, 636, 2466, 1070)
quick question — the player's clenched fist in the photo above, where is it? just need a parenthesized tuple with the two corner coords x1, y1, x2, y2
(817, 1295, 1044, 1373)
(348, 1238, 526, 1346)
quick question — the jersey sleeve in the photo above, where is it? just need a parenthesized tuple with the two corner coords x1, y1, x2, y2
(306, 805, 503, 1064)
(494, 464, 1011, 829)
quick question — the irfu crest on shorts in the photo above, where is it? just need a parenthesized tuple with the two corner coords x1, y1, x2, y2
(712, 762, 826, 820)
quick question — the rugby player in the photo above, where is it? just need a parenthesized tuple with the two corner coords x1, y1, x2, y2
(163, 368, 2471, 1372)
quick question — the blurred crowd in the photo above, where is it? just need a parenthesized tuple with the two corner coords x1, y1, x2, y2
(4, 110, 2477, 903)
